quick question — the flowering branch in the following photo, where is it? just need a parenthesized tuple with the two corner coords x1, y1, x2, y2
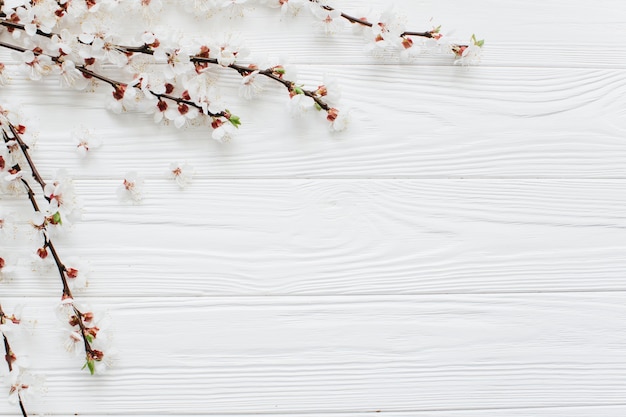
(0, 15, 339, 129)
(1, 117, 105, 375)
(312, 0, 435, 39)
(0, 304, 28, 417)
(304, 0, 483, 64)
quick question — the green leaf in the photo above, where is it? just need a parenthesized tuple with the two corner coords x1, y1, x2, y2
(228, 115, 242, 128)
(52, 211, 62, 225)
(85, 333, 94, 343)
(274, 67, 285, 75)
(87, 360, 95, 375)
(314, 102, 322, 111)
(293, 86, 304, 95)
(476, 39, 485, 47)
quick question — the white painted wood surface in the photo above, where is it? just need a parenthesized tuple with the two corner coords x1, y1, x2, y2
(1, 0, 626, 415)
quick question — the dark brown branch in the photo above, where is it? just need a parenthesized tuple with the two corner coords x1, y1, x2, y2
(313, 0, 437, 40)
(0, 19, 333, 115)
(0, 304, 29, 417)
(3, 120, 99, 373)
(8, 124, 47, 192)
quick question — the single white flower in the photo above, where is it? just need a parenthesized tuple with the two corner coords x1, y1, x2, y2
(71, 126, 102, 158)
(6, 369, 43, 405)
(165, 103, 200, 129)
(311, 6, 343, 35)
(238, 70, 265, 99)
(0, 63, 9, 86)
(18, 50, 54, 81)
(2, 169, 25, 194)
(287, 92, 314, 117)
(49, 29, 80, 57)
(326, 107, 350, 132)
(211, 118, 236, 143)
(64, 257, 89, 291)
(183, 0, 216, 13)
(315, 74, 341, 106)
(161, 48, 193, 80)
(168, 162, 195, 188)
(453, 34, 484, 66)
(212, 35, 249, 67)
(108, 83, 138, 114)
(58, 60, 88, 90)
(220, 0, 248, 16)
(117, 171, 144, 202)
(0, 254, 17, 282)
(453, 43, 483, 66)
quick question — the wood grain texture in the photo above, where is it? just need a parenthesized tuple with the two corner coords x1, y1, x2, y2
(0, 0, 624, 68)
(1, 294, 626, 415)
(2, 179, 625, 297)
(1, 0, 624, 415)
(1, 66, 625, 179)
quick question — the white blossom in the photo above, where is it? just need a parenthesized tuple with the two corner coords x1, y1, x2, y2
(311, 6, 343, 35)
(220, 0, 248, 16)
(117, 171, 144, 202)
(168, 162, 195, 188)
(58, 60, 88, 90)
(453, 43, 483, 66)
(287, 93, 314, 116)
(18, 50, 54, 81)
(0, 63, 9, 86)
(238, 70, 265, 99)
(71, 126, 102, 158)
(211, 119, 236, 142)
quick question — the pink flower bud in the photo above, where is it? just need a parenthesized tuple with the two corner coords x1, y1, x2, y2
(89, 349, 104, 361)
(37, 247, 48, 259)
(112, 84, 127, 101)
(326, 108, 339, 122)
(211, 119, 223, 129)
(178, 103, 189, 115)
(157, 100, 168, 112)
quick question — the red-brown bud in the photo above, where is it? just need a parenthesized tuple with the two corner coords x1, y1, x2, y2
(211, 119, 223, 129)
(89, 349, 104, 361)
(157, 100, 168, 112)
(37, 247, 48, 259)
(112, 84, 127, 101)
(178, 103, 189, 115)
(326, 108, 339, 122)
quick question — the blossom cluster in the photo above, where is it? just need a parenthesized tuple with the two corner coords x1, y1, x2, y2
(0, 1, 483, 415)
(0, 303, 43, 413)
(1, 103, 110, 416)
(0, 0, 482, 142)
(0, 0, 354, 139)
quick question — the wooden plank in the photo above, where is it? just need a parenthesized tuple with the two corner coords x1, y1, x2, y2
(1, 66, 625, 179)
(1, 294, 626, 414)
(0, 0, 624, 68)
(11, 409, 626, 417)
(2, 179, 625, 297)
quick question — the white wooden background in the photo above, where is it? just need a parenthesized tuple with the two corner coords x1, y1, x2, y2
(2, 0, 626, 415)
